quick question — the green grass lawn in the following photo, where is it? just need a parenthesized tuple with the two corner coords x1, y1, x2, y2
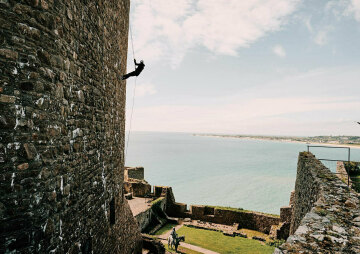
(177, 226, 275, 254)
(153, 223, 178, 235)
(165, 244, 202, 254)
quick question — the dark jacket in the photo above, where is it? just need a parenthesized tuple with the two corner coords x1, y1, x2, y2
(134, 61, 145, 76)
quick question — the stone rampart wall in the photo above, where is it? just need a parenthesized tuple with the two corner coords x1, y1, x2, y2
(276, 152, 360, 253)
(125, 166, 144, 181)
(124, 180, 151, 197)
(152, 186, 282, 234)
(289, 152, 321, 235)
(0, 1, 141, 253)
(336, 161, 350, 186)
(135, 197, 167, 233)
(189, 205, 280, 234)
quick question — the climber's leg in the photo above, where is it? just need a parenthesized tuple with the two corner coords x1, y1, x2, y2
(122, 70, 137, 80)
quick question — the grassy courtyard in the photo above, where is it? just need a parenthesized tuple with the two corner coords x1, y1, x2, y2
(176, 226, 275, 254)
(165, 244, 202, 254)
(154, 223, 178, 235)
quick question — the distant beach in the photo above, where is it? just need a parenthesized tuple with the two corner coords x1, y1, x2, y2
(194, 134, 360, 150)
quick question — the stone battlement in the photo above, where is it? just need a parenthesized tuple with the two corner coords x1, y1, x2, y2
(276, 152, 360, 253)
(125, 166, 145, 181)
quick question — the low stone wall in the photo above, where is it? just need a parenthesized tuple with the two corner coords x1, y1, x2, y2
(189, 205, 280, 234)
(135, 197, 167, 233)
(125, 167, 145, 181)
(271, 206, 292, 240)
(152, 185, 284, 235)
(280, 206, 292, 223)
(124, 179, 151, 197)
(142, 234, 165, 254)
(336, 161, 350, 186)
(276, 152, 360, 253)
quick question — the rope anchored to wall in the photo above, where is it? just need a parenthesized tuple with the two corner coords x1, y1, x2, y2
(125, 19, 139, 165)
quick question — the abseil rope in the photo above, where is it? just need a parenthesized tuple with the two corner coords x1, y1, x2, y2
(125, 19, 137, 165)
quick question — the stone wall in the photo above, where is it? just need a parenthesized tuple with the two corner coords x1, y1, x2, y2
(125, 166, 144, 181)
(0, 1, 142, 253)
(135, 197, 167, 233)
(152, 186, 282, 235)
(276, 152, 360, 253)
(188, 205, 281, 234)
(289, 152, 321, 235)
(336, 161, 350, 186)
(124, 179, 151, 197)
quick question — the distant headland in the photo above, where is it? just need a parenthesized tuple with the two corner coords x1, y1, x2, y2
(194, 134, 360, 148)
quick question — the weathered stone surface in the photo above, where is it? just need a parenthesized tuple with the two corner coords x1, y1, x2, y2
(17, 163, 29, 170)
(125, 166, 145, 181)
(124, 179, 152, 197)
(276, 152, 360, 253)
(0, 94, 16, 103)
(0, 48, 18, 60)
(142, 234, 165, 254)
(0, 1, 142, 253)
(23, 143, 37, 160)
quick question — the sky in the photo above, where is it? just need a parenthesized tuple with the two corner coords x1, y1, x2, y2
(125, 0, 360, 136)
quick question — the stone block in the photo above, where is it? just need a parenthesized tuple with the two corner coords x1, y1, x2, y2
(23, 143, 37, 160)
(0, 94, 16, 103)
(17, 163, 29, 170)
(0, 48, 18, 60)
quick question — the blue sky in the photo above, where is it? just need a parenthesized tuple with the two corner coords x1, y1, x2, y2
(125, 0, 360, 136)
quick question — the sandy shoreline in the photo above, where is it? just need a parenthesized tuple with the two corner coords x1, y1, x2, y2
(194, 134, 360, 150)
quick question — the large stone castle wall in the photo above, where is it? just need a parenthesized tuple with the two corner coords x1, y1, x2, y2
(276, 152, 360, 253)
(0, 1, 141, 253)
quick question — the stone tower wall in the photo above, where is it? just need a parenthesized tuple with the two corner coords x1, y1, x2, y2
(0, 1, 141, 253)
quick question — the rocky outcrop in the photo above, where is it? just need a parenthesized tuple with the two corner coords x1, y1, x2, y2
(276, 152, 360, 253)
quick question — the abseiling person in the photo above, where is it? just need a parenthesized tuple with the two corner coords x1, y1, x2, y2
(122, 59, 145, 80)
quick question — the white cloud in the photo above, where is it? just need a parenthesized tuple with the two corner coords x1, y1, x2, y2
(130, 0, 300, 68)
(128, 96, 360, 135)
(314, 30, 328, 45)
(325, 0, 360, 22)
(272, 45, 286, 58)
(314, 27, 333, 46)
(127, 66, 360, 135)
(304, 17, 313, 33)
(348, 0, 360, 21)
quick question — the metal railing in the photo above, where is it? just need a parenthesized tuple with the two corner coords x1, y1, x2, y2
(307, 145, 351, 186)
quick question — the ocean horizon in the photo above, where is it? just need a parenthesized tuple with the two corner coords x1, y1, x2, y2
(125, 131, 360, 214)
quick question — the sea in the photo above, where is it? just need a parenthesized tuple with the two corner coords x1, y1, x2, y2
(125, 131, 360, 215)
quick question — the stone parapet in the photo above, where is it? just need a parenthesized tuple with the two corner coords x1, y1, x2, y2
(280, 206, 292, 223)
(187, 205, 280, 234)
(124, 179, 151, 197)
(125, 167, 145, 181)
(336, 161, 350, 186)
(276, 152, 360, 253)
